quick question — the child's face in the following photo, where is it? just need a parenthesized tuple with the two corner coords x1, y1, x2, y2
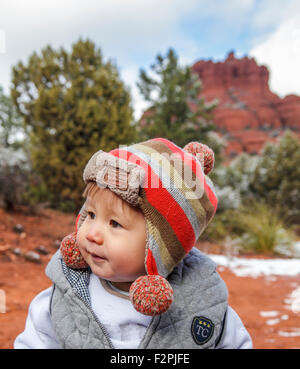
(77, 188, 147, 290)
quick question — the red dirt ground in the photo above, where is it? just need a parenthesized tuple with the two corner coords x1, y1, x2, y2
(0, 207, 299, 349)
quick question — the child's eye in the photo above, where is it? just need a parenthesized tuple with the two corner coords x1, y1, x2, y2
(87, 211, 95, 220)
(110, 219, 122, 228)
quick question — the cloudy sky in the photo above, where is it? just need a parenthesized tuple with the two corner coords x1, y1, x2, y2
(1, 0, 300, 119)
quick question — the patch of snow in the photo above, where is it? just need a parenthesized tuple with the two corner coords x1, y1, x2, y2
(293, 241, 300, 257)
(280, 314, 289, 321)
(278, 329, 300, 337)
(208, 254, 300, 278)
(260, 311, 279, 318)
(266, 318, 281, 325)
(259, 311, 290, 324)
(266, 276, 277, 283)
(284, 286, 300, 313)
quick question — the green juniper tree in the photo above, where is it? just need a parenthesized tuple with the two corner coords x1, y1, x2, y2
(0, 86, 24, 149)
(137, 48, 222, 160)
(11, 39, 135, 210)
(249, 131, 300, 225)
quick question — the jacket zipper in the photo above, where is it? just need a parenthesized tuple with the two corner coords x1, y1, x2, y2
(137, 315, 159, 349)
(73, 289, 115, 349)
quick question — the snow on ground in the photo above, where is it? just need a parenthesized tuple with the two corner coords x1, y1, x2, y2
(208, 247, 300, 340)
(293, 241, 300, 257)
(266, 318, 281, 326)
(284, 286, 300, 314)
(209, 251, 300, 318)
(260, 311, 280, 318)
(208, 254, 300, 278)
(259, 311, 289, 325)
(278, 329, 300, 337)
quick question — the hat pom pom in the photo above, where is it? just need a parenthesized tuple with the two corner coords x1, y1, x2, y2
(129, 275, 173, 316)
(183, 142, 214, 175)
(60, 232, 88, 269)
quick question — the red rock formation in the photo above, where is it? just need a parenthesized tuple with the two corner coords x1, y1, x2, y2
(192, 51, 300, 157)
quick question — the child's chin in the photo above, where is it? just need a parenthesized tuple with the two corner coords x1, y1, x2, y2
(90, 264, 109, 279)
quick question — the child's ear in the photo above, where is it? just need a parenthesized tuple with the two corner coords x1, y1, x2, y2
(60, 232, 89, 269)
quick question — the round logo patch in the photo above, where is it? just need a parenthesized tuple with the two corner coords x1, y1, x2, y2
(191, 316, 215, 345)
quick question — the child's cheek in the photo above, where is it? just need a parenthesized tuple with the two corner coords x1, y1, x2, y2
(76, 227, 85, 252)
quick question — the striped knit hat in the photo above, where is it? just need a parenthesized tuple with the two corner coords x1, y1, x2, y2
(60, 138, 218, 316)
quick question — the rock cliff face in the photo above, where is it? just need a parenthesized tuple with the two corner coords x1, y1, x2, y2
(192, 51, 300, 157)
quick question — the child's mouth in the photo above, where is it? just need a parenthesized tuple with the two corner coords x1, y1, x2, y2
(90, 253, 106, 262)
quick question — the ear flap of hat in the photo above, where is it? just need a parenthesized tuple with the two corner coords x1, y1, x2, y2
(60, 232, 88, 269)
(60, 203, 88, 269)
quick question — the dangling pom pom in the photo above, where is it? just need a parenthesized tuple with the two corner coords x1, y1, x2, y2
(183, 142, 215, 175)
(129, 275, 173, 316)
(60, 232, 88, 269)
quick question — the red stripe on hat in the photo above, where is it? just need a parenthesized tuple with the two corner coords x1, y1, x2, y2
(110, 148, 196, 252)
(153, 138, 218, 211)
(75, 213, 81, 233)
(146, 249, 158, 275)
(205, 184, 218, 213)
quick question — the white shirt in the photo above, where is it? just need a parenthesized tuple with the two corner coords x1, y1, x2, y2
(90, 274, 152, 348)
(14, 273, 252, 349)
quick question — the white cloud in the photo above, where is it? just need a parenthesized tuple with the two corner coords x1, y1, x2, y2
(0, 0, 260, 115)
(251, 0, 300, 31)
(183, 0, 255, 21)
(1, 0, 197, 57)
(250, 15, 300, 97)
(3, 0, 299, 119)
(0, 30, 5, 54)
(0, 0, 201, 96)
(0, 0, 255, 63)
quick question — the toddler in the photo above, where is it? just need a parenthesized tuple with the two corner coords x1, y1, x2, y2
(14, 138, 252, 349)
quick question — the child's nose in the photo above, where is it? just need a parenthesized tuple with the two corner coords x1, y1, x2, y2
(86, 226, 104, 245)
